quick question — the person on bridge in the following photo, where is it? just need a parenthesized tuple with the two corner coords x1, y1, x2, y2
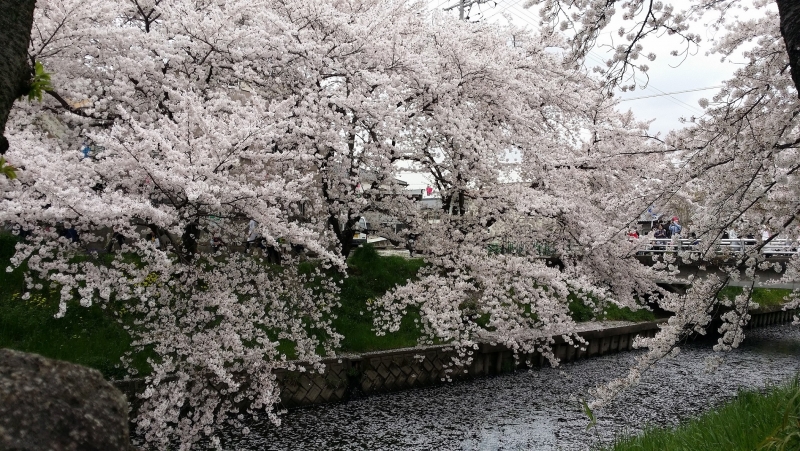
(669, 219, 682, 239)
(727, 229, 742, 252)
(654, 224, 667, 251)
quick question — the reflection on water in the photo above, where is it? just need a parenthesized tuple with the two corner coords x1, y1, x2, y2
(218, 325, 800, 451)
(741, 332, 800, 356)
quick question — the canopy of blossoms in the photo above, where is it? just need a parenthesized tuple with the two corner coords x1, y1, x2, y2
(0, 0, 679, 448)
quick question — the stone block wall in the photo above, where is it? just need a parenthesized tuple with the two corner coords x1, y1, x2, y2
(114, 313, 796, 411)
(276, 321, 664, 408)
(747, 306, 798, 328)
(274, 360, 353, 407)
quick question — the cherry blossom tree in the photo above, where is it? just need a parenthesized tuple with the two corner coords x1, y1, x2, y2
(0, 0, 668, 448)
(508, 0, 800, 408)
(656, 4, 800, 349)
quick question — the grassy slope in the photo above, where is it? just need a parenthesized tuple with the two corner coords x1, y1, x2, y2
(339, 246, 656, 352)
(0, 237, 428, 375)
(0, 237, 689, 377)
(568, 296, 657, 323)
(719, 286, 793, 308)
(0, 234, 136, 378)
(334, 245, 426, 352)
(607, 380, 800, 451)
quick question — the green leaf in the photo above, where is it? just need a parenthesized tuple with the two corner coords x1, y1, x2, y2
(580, 398, 597, 430)
(26, 61, 53, 102)
(0, 157, 17, 180)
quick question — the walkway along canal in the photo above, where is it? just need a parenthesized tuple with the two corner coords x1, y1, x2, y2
(214, 322, 800, 450)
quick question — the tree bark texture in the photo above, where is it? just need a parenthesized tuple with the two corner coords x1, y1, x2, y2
(777, 0, 800, 96)
(0, 0, 36, 155)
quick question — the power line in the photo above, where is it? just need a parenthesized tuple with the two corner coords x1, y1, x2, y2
(474, 2, 710, 113)
(465, 1, 712, 109)
(482, 0, 527, 22)
(619, 86, 722, 102)
(435, 0, 719, 115)
(583, 51, 707, 115)
(433, 0, 456, 13)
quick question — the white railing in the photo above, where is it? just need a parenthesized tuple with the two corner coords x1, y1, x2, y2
(636, 238, 799, 256)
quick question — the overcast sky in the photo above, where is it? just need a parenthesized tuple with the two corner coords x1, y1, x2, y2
(434, 0, 758, 136)
(401, 1, 755, 188)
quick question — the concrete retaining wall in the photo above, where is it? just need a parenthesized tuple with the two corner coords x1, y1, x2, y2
(113, 310, 797, 410)
(237, 321, 663, 408)
(747, 305, 798, 329)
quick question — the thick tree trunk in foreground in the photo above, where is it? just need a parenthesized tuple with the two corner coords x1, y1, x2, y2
(0, 0, 35, 155)
(777, 0, 800, 96)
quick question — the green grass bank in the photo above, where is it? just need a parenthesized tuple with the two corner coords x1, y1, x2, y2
(719, 286, 793, 308)
(0, 233, 140, 378)
(606, 378, 800, 451)
(0, 236, 429, 377)
(0, 235, 662, 379)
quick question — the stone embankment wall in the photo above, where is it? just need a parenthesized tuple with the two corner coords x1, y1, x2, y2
(262, 321, 664, 408)
(746, 304, 798, 328)
(113, 308, 797, 410)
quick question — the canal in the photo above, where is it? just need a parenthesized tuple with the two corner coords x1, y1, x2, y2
(219, 324, 800, 450)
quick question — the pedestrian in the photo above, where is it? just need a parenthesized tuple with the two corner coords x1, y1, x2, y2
(246, 219, 264, 252)
(57, 223, 80, 243)
(653, 224, 667, 251)
(208, 217, 224, 253)
(727, 229, 741, 252)
(669, 219, 682, 247)
(105, 231, 125, 252)
(211, 235, 225, 253)
(406, 233, 417, 257)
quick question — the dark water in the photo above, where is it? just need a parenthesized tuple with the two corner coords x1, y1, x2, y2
(218, 325, 800, 450)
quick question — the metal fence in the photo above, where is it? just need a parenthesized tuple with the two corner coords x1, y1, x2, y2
(636, 238, 799, 257)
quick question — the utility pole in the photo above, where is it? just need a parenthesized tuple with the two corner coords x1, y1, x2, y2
(445, 0, 492, 21)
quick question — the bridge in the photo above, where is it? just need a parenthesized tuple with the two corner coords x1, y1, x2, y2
(633, 237, 800, 290)
(488, 237, 799, 260)
(487, 236, 800, 290)
(636, 237, 799, 258)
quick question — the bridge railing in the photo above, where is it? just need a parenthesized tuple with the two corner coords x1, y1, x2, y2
(636, 237, 799, 256)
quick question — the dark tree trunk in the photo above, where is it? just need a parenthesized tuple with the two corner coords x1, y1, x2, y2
(327, 215, 356, 259)
(338, 223, 356, 259)
(181, 222, 199, 261)
(340, 236, 354, 259)
(0, 0, 36, 155)
(777, 0, 800, 96)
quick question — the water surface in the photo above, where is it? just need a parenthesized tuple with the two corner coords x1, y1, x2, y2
(221, 325, 800, 450)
